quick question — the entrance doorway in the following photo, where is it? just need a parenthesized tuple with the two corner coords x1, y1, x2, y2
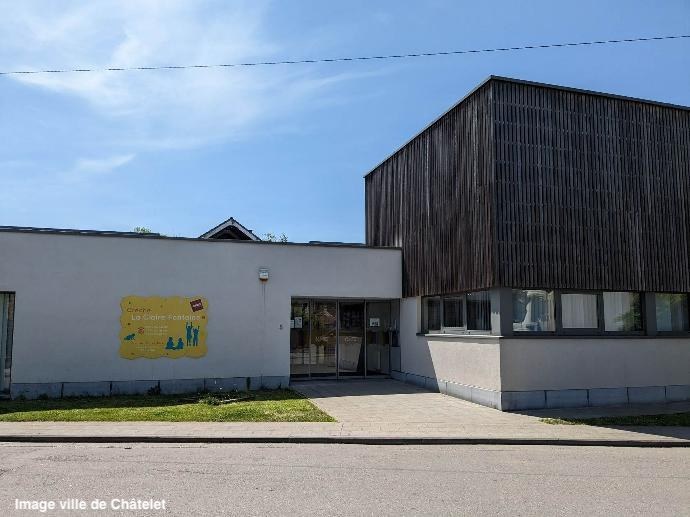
(289, 298, 397, 379)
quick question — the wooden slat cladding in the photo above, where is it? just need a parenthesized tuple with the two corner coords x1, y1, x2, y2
(493, 80, 690, 292)
(365, 83, 495, 298)
(365, 77, 690, 297)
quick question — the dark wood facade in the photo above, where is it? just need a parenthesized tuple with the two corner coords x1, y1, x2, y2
(365, 77, 690, 298)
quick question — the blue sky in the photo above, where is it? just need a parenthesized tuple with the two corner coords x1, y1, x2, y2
(1, 0, 688, 242)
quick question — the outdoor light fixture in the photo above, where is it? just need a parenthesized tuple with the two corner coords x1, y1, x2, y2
(258, 268, 269, 282)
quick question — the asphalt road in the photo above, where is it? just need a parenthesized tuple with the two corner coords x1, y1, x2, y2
(0, 443, 688, 516)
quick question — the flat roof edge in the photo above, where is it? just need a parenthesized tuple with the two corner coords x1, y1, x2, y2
(0, 226, 401, 251)
(363, 75, 690, 179)
(490, 75, 690, 112)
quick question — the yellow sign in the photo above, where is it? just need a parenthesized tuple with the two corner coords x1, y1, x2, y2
(119, 296, 208, 359)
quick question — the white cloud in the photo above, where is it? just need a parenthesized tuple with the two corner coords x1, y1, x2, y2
(0, 0, 363, 149)
(68, 154, 135, 179)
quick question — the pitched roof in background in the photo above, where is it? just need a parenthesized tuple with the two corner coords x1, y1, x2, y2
(199, 217, 260, 241)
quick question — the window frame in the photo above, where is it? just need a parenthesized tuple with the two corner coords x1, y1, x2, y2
(421, 288, 659, 338)
(421, 296, 442, 333)
(441, 295, 466, 333)
(554, 289, 647, 336)
(511, 289, 557, 335)
(654, 292, 690, 336)
(601, 291, 645, 335)
(421, 290, 491, 335)
(556, 290, 603, 335)
(464, 290, 492, 332)
(0, 292, 15, 394)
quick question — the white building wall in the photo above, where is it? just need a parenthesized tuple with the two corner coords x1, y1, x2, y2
(394, 297, 503, 407)
(0, 231, 401, 395)
(498, 337, 690, 409)
(395, 296, 690, 410)
(499, 338, 690, 390)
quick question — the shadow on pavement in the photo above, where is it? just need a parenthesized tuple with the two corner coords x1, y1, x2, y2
(291, 378, 430, 398)
(511, 401, 690, 440)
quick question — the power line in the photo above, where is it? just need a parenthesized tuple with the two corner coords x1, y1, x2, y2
(1, 34, 688, 76)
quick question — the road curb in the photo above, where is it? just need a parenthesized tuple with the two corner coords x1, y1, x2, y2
(0, 435, 688, 447)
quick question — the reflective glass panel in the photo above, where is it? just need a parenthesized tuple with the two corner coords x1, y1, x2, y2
(512, 290, 555, 332)
(423, 296, 441, 332)
(310, 300, 337, 376)
(603, 292, 642, 332)
(466, 291, 490, 331)
(443, 296, 464, 328)
(289, 299, 311, 377)
(561, 293, 598, 329)
(0, 293, 14, 393)
(655, 293, 689, 332)
(366, 301, 391, 375)
(338, 301, 365, 376)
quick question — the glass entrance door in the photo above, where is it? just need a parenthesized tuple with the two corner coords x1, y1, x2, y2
(290, 298, 396, 379)
(338, 301, 365, 376)
(310, 300, 337, 377)
(366, 301, 391, 376)
(289, 299, 310, 378)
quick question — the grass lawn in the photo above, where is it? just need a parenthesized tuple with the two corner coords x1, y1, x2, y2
(541, 412, 690, 426)
(0, 390, 335, 423)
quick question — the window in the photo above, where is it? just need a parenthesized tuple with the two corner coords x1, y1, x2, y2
(0, 293, 15, 394)
(655, 293, 689, 332)
(466, 291, 490, 331)
(512, 290, 555, 332)
(422, 296, 441, 332)
(442, 296, 464, 328)
(421, 291, 491, 333)
(603, 292, 643, 332)
(561, 293, 598, 329)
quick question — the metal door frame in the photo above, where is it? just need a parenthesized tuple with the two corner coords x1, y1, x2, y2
(290, 297, 394, 380)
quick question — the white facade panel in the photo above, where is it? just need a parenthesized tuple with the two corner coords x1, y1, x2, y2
(0, 231, 401, 385)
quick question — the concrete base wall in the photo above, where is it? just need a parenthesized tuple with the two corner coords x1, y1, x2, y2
(500, 385, 690, 411)
(392, 370, 502, 409)
(392, 370, 690, 411)
(10, 376, 290, 399)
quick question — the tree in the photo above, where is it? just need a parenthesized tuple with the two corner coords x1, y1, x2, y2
(133, 226, 154, 234)
(264, 232, 288, 242)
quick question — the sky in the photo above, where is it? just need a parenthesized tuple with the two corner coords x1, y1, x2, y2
(1, 0, 689, 242)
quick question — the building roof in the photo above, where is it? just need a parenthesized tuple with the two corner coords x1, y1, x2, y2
(364, 75, 690, 178)
(0, 225, 397, 250)
(199, 217, 260, 241)
(0, 225, 161, 238)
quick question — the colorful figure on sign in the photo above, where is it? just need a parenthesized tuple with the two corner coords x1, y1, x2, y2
(176, 337, 184, 350)
(165, 337, 175, 350)
(185, 322, 193, 347)
(192, 326, 200, 346)
(124, 333, 136, 341)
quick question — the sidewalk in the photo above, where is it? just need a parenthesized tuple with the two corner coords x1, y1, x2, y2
(0, 380, 688, 446)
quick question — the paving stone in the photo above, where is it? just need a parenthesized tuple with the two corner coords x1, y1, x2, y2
(1, 379, 688, 444)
